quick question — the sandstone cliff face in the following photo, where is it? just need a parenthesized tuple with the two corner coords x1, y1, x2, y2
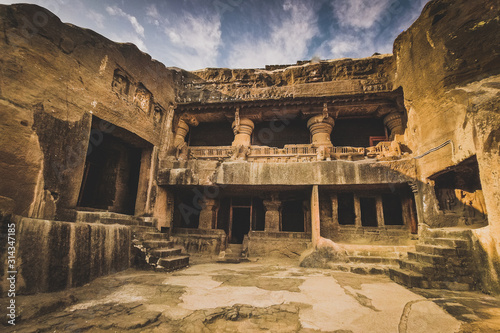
(176, 55, 396, 104)
(394, 0, 500, 292)
(0, 4, 178, 219)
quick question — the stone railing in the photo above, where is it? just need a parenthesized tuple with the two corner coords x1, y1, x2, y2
(188, 147, 234, 160)
(331, 146, 366, 160)
(248, 145, 317, 162)
(187, 142, 401, 163)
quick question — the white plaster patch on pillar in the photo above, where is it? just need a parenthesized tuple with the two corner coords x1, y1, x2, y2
(376, 196, 385, 228)
(67, 223, 76, 288)
(354, 194, 362, 228)
(311, 185, 321, 248)
(331, 193, 339, 228)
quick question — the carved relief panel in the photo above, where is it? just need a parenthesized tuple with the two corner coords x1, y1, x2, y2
(112, 68, 130, 96)
(134, 83, 153, 113)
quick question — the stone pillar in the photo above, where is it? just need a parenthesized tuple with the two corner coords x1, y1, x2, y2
(354, 195, 362, 227)
(383, 112, 404, 139)
(231, 118, 254, 147)
(173, 114, 199, 148)
(409, 181, 423, 236)
(311, 185, 321, 247)
(263, 196, 281, 232)
(307, 115, 335, 147)
(199, 198, 217, 229)
(303, 200, 311, 233)
(331, 194, 339, 228)
(376, 196, 385, 227)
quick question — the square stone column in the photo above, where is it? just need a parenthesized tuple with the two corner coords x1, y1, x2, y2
(354, 195, 362, 227)
(331, 194, 339, 228)
(311, 185, 321, 247)
(263, 196, 281, 232)
(376, 196, 385, 227)
(198, 198, 217, 229)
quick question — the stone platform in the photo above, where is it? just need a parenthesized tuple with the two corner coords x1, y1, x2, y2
(3, 260, 499, 332)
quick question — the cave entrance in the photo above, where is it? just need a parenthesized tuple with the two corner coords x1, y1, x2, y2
(77, 117, 152, 215)
(229, 197, 252, 244)
(281, 200, 305, 232)
(430, 155, 488, 225)
(360, 197, 378, 227)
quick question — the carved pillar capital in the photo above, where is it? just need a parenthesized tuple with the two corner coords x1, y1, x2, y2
(383, 112, 404, 138)
(231, 118, 254, 146)
(307, 115, 335, 147)
(174, 113, 198, 148)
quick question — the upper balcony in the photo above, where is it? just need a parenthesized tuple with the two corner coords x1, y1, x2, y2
(186, 142, 400, 163)
(159, 92, 411, 187)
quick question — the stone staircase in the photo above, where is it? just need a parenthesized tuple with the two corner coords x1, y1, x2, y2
(217, 243, 248, 263)
(76, 211, 189, 272)
(328, 244, 412, 275)
(389, 228, 476, 291)
(131, 226, 190, 272)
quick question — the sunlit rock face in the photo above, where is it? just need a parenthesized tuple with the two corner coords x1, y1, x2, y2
(0, 0, 500, 296)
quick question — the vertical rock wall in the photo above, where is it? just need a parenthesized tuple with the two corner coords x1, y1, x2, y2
(0, 4, 178, 220)
(0, 217, 131, 296)
(394, 0, 500, 292)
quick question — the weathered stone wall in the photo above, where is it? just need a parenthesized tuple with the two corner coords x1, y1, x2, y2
(0, 4, 177, 220)
(176, 55, 396, 103)
(171, 228, 226, 254)
(160, 159, 415, 186)
(394, 0, 500, 292)
(247, 231, 311, 258)
(0, 216, 131, 296)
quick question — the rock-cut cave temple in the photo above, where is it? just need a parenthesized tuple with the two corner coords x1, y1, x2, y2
(1, 0, 500, 297)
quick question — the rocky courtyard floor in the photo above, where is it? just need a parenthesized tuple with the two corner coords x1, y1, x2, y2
(3, 258, 500, 332)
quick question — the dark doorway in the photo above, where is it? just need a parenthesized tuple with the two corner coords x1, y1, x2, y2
(252, 116, 310, 148)
(173, 192, 200, 229)
(382, 193, 404, 225)
(231, 207, 250, 244)
(78, 117, 153, 215)
(338, 193, 355, 225)
(360, 197, 378, 227)
(282, 200, 304, 232)
(331, 118, 386, 147)
(188, 122, 234, 146)
(78, 132, 142, 215)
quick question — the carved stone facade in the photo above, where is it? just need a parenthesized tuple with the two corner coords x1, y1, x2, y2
(2, 0, 500, 298)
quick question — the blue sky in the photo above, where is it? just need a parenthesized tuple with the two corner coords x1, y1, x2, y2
(0, 0, 429, 70)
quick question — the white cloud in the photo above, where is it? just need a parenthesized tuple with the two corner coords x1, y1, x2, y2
(106, 5, 145, 37)
(332, 0, 392, 29)
(86, 9, 105, 29)
(161, 12, 222, 70)
(227, 0, 319, 68)
(146, 4, 161, 27)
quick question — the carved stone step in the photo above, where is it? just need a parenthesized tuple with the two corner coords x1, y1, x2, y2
(422, 237, 469, 249)
(130, 225, 157, 233)
(150, 248, 182, 258)
(347, 256, 399, 265)
(142, 240, 174, 249)
(100, 217, 140, 226)
(158, 256, 190, 271)
(407, 252, 446, 265)
(415, 244, 457, 256)
(389, 268, 424, 288)
(399, 260, 436, 276)
(390, 267, 474, 291)
(139, 232, 169, 241)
